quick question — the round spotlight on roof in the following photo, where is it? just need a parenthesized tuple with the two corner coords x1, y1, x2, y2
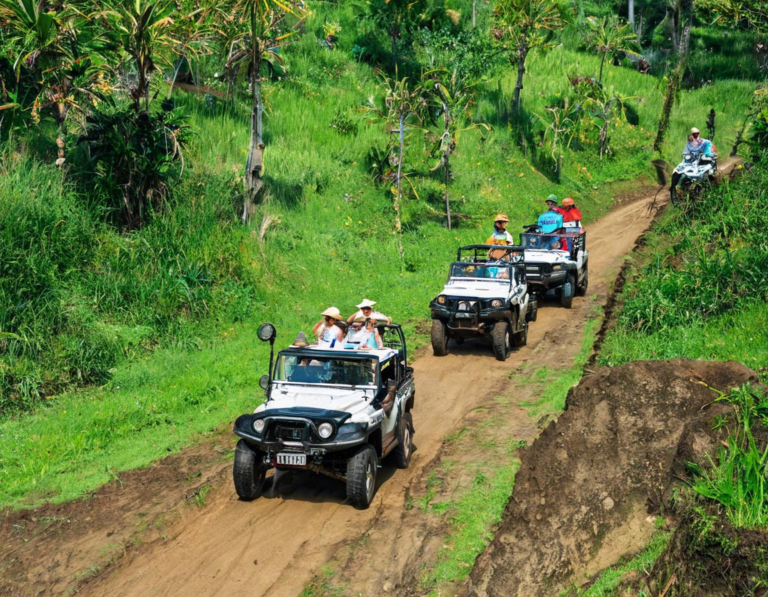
(257, 322, 277, 343)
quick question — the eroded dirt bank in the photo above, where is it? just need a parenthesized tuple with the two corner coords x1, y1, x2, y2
(2, 186, 662, 597)
(462, 360, 761, 597)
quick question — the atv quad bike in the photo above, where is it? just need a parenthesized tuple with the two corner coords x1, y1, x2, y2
(670, 151, 718, 205)
(429, 244, 536, 361)
(232, 323, 415, 510)
(520, 222, 588, 308)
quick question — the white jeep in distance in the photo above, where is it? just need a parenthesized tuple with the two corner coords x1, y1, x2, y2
(232, 323, 415, 510)
(429, 244, 536, 361)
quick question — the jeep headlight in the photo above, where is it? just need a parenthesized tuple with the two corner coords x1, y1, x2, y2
(253, 418, 265, 434)
(490, 299, 503, 308)
(552, 264, 563, 271)
(437, 295, 446, 305)
(317, 422, 333, 439)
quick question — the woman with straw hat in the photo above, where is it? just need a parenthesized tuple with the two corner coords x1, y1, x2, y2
(312, 307, 344, 348)
(347, 299, 391, 325)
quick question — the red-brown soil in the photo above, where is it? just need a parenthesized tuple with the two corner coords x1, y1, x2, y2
(462, 361, 761, 597)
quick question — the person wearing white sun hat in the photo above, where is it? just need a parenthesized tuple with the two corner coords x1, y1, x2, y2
(347, 299, 391, 325)
(312, 307, 345, 348)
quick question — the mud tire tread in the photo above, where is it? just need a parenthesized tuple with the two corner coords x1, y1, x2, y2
(347, 445, 378, 509)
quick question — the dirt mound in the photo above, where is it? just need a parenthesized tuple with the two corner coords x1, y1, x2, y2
(462, 359, 761, 597)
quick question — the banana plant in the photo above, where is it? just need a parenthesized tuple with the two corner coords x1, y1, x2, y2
(365, 70, 427, 262)
(534, 98, 576, 178)
(424, 68, 490, 229)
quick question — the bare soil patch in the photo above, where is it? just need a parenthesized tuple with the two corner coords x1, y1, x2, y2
(463, 359, 761, 597)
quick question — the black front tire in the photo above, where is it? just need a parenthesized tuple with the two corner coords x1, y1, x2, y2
(576, 266, 589, 297)
(560, 274, 575, 309)
(393, 412, 414, 469)
(431, 320, 449, 356)
(347, 445, 378, 509)
(491, 321, 510, 361)
(233, 440, 268, 501)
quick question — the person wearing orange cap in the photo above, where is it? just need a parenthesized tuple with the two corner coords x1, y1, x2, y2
(559, 198, 582, 224)
(486, 213, 514, 245)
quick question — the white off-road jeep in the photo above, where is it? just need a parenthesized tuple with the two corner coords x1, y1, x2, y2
(232, 323, 415, 510)
(520, 223, 588, 308)
(429, 244, 536, 361)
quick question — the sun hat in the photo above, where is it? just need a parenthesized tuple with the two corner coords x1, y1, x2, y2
(546, 194, 558, 203)
(494, 213, 510, 223)
(321, 306, 342, 320)
(691, 127, 700, 134)
(562, 198, 575, 206)
(356, 299, 377, 309)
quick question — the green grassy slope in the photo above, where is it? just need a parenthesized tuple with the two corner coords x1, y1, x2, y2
(0, 1, 760, 508)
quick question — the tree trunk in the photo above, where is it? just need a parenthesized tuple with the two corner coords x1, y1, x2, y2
(472, 0, 477, 28)
(599, 52, 606, 85)
(513, 46, 528, 113)
(394, 112, 405, 263)
(442, 100, 452, 230)
(244, 38, 265, 222)
(654, 0, 692, 154)
(167, 56, 186, 100)
(628, 0, 635, 31)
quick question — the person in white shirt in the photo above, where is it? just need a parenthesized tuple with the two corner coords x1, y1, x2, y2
(347, 299, 391, 325)
(312, 307, 344, 348)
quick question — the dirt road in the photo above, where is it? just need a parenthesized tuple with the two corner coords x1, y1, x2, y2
(2, 181, 680, 597)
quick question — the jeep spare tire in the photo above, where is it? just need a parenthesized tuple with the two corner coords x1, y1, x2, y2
(560, 273, 575, 309)
(233, 439, 268, 501)
(491, 321, 510, 361)
(431, 320, 449, 356)
(347, 445, 378, 509)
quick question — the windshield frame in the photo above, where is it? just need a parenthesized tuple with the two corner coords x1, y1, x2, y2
(448, 262, 514, 284)
(272, 351, 380, 389)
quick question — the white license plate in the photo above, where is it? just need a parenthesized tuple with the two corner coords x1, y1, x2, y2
(277, 452, 306, 467)
(455, 313, 473, 318)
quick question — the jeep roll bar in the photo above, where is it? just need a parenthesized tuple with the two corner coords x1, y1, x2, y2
(457, 244, 526, 263)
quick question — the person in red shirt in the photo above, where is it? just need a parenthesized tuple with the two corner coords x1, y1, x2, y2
(559, 198, 582, 224)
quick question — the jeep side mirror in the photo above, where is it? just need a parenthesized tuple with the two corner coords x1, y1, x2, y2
(259, 374, 270, 390)
(257, 323, 276, 343)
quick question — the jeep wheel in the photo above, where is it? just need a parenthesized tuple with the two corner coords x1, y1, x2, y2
(393, 412, 414, 469)
(560, 274, 575, 309)
(491, 321, 510, 361)
(525, 299, 538, 323)
(576, 266, 589, 297)
(431, 320, 449, 356)
(233, 440, 268, 501)
(347, 445, 378, 509)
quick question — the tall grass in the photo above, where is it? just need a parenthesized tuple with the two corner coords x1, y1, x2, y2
(688, 385, 768, 530)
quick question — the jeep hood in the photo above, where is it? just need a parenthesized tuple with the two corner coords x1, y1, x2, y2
(524, 249, 569, 264)
(257, 385, 374, 418)
(440, 279, 511, 299)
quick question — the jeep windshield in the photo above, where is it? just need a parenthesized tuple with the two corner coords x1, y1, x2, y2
(449, 263, 512, 281)
(274, 353, 377, 387)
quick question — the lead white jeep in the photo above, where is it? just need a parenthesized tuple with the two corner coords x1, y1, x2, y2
(429, 244, 536, 361)
(520, 223, 588, 308)
(232, 323, 415, 509)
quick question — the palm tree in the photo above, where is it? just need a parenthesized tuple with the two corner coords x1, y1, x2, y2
(493, 0, 565, 113)
(100, 0, 180, 112)
(584, 15, 639, 85)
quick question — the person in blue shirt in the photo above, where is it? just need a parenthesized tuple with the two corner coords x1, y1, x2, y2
(537, 197, 564, 233)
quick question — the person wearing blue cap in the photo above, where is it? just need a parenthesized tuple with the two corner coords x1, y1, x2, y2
(537, 195, 563, 233)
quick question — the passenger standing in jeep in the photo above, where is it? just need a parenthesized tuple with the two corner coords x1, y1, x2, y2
(312, 307, 344, 348)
